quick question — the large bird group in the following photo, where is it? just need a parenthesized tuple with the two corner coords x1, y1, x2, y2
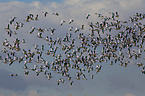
(1, 11, 145, 85)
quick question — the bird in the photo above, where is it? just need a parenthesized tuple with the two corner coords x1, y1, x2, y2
(49, 28, 56, 34)
(25, 70, 29, 75)
(8, 16, 16, 24)
(21, 39, 26, 43)
(28, 27, 35, 34)
(42, 11, 48, 17)
(69, 19, 74, 24)
(53, 12, 59, 16)
(60, 20, 66, 26)
(35, 14, 39, 20)
(85, 14, 90, 19)
(75, 28, 80, 33)
(81, 24, 84, 30)
(68, 27, 73, 31)
(2, 11, 145, 85)
(37, 32, 43, 38)
(0, 56, 3, 60)
(115, 12, 119, 17)
(5, 24, 10, 30)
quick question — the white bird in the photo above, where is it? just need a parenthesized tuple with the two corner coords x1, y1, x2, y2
(70, 80, 73, 85)
(75, 28, 80, 33)
(21, 39, 25, 43)
(109, 12, 115, 20)
(115, 12, 119, 17)
(10, 74, 14, 76)
(49, 28, 56, 34)
(8, 16, 16, 24)
(41, 45, 44, 51)
(37, 32, 42, 38)
(53, 12, 59, 16)
(25, 70, 29, 75)
(81, 24, 84, 30)
(42, 11, 48, 17)
(68, 27, 73, 31)
(35, 14, 38, 20)
(0, 56, 3, 60)
(28, 27, 35, 34)
(5, 24, 10, 30)
(85, 14, 90, 19)
(69, 19, 74, 24)
(60, 20, 66, 26)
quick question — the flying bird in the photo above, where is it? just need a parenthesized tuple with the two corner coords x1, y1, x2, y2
(42, 11, 48, 17)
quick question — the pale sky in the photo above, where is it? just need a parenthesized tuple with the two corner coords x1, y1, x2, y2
(0, 0, 145, 96)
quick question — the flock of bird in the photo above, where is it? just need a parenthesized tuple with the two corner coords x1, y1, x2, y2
(1, 11, 145, 85)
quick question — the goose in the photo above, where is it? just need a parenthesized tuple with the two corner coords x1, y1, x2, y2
(47, 73, 52, 80)
(6, 53, 10, 59)
(75, 28, 80, 33)
(10, 74, 14, 76)
(24, 16, 30, 22)
(28, 58, 32, 63)
(69, 19, 74, 24)
(29, 13, 33, 18)
(28, 27, 35, 34)
(82, 74, 87, 80)
(44, 36, 49, 41)
(85, 14, 90, 19)
(8, 16, 16, 24)
(37, 32, 43, 38)
(19, 22, 24, 27)
(14, 56, 18, 61)
(142, 70, 145, 74)
(53, 12, 59, 16)
(5, 24, 10, 30)
(7, 29, 13, 37)
(69, 80, 73, 85)
(25, 70, 29, 75)
(90, 74, 93, 79)
(36, 28, 45, 32)
(109, 12, 115, 20)
(3, 58, 8, 63)
(14, 38, 20, 44)
(49, 28, 56, 34)
(115, 12, 119, 17)
(44, 28, 49, 31)
(42, 11, 48, 17)
(141, 34, 145, 44)
(0, 56, 3, 60)
(61, 78, 64, 83)
(41, 45, 44, 51)
(60, 20, 66, 26)
(14, 74, 18, 76)
(68, 27, 73, 31)
(35, 14, 38, 20)
(19, 56, 24, 63)
(21, 39, 26, 43)
(81, 24, 84, 30)
(57, 80, 60, 85)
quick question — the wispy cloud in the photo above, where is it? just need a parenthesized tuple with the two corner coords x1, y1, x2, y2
(0, 69, 28, 91)
(125, 93, 136, 96)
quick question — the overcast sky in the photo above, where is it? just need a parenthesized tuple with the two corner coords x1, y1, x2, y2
(0, 0, 145, 96)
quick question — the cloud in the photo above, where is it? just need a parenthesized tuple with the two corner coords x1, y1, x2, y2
(0, 69, 28, 91)
(105, 66, 145, 95)
(28, 90, 39, 96)
(125, 93, 136, 96)
(0, 90, 39, 96)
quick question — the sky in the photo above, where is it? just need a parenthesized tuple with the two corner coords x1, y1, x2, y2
(0, 0, 145, 96)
